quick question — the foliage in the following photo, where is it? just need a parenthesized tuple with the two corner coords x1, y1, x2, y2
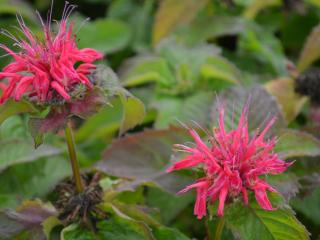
(1, 0, 320, 239)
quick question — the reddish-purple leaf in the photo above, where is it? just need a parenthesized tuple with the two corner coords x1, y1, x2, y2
(95, 127, 193, 193)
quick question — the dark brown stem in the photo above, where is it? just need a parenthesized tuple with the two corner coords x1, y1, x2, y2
(65, 120, 84, 193)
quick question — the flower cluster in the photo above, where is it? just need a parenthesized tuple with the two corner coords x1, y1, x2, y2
(167, 106, 292, 219)
(0, 3, 103, 104)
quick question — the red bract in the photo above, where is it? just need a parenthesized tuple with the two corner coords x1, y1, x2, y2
(0, 2, 103, 104)
(167, 106, 292, 219)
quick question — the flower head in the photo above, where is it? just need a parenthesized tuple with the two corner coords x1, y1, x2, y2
(167, 105, 292, 219)
(0, 2, 103, 104)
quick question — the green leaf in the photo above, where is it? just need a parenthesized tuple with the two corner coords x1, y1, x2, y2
(175, 16, 246, 45)
(0, 0, 36, 19)
(238, 23, 288, 76)
(275, 129, 320, 159)
(0, 116, 61, 172)
(153, 226, 191, 240)
(201, 56, 242, 88)
(61, 224, 96, 240)
(122, 57, 175, 88)
(0, 156, 71, 208)
(291, 188, 320, 225)
(111, 202, 161, 228)
(77, 19, 131, 53)
(224, 193, 309, 240)
(108, 0, 155, 51)
(152, 0, 209, 45)
(92, 65, 146, 134)
(119, 92, 146, 135)
(95, 127, 193, 193)
(0, 99, 38, 126)
(146, 187, 193, 224)
(0, 139, 60, 172)
(243, 0, 281, 19)
(265, 78, 307, 123)
(42, 216, 62, 240)
(97, 216, 155, 240)
(297, 24, 320, 72)
(62, 217, 155, 240)
(75, 98, 123, 143)
(153, 91, 214, 128)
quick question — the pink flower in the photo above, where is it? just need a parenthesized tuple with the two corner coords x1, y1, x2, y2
(0, 2, 103, 104)
(167, 105, 292, 219)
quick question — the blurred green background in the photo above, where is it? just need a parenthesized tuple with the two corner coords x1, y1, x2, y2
(1, 0, 320, 239)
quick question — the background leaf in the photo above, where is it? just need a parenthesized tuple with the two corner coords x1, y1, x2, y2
(95, 127, 192, 193)
(119, 92, 146, 135)
(0, 200, 56, 240)
(275, 129, 320, 159)
(0, 100, 38, 126)
(297, 24, 320, 72)
(152, 0, 209, 45)
(77, 19, 131, 54)
(265, 78, 307, 123)
(210, 86, 286, 133)
(224, 193, 309, 240)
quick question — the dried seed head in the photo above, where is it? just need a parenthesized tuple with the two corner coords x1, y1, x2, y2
(295, 68, 320, 105)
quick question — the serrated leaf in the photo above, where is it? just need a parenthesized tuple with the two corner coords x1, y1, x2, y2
(0, 99, 38, 126)
(152, 0, 209, 45)
(77, 19, 131, 53)
(265, 78, 307, 123)
(275, 129, 320, 159)
(297, 24, 320, 72)
(95, 127, 193, 193)
(211, 86, 286, 134)
(224, 193, 309, 240)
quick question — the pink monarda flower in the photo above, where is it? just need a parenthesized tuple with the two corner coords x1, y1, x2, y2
(167, 106, 292, 219)
(0, 2, 103, 104)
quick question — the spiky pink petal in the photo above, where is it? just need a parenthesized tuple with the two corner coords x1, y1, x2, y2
(167, 105, 291, 219)
(0, 2, 103, 104)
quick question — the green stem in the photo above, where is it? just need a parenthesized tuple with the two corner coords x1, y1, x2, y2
(65, 120, 84, 193)
(205, 216, 213, 240)
(214, 217, 225, 240)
